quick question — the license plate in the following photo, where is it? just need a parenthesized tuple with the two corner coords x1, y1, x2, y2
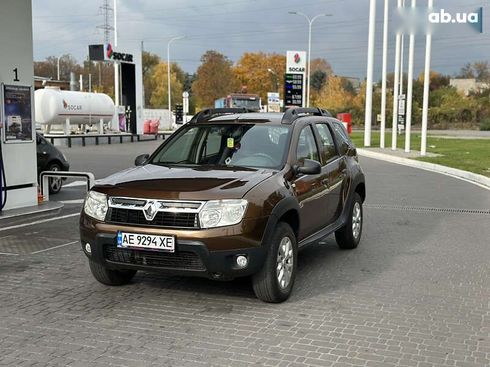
(117, 231, 175, 252)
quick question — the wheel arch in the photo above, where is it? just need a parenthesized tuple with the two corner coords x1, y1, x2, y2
(355, 182, 366, 203)
(261, 197, 300, 249)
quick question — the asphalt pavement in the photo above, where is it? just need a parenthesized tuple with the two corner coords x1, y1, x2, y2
(0, 140, 489, 367)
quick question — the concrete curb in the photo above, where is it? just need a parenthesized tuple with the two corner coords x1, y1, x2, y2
(0, 201, 64, 221)
(357, 148, 490, 191)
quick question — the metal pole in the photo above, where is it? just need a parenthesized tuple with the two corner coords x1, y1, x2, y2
(380, 0, 389, 149)
(167, 41, 171, 124)
(113, 0, 119, 106)
(392, 0, 403, 150)
(167, 36, 185, 125)
(405, 0, 416, 152)
(288, 12, 331, 108)
(364, 0, 376, 147)
(57, 56, 61, 80)
(307, 20, 312, 107)
(421, 0, 434, 156)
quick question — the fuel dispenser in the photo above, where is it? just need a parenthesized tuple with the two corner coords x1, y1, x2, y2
(0, 122, 6, 211)
(0, 0, 39, 211)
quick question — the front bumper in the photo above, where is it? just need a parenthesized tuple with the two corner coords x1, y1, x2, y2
(80, 213, 269, 279)
(82, 233, 266, 279)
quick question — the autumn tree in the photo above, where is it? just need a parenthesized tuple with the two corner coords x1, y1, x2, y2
(233, 52, 286, 102)
(34, 54, 83, 81)
(142, 51, 160, 106)
(310, 70, 327, 92)
(457, 61, 490, 82)
(82, 59, 114, 96)
(149, 61, 183, 109)
(313, 76, 354, 112)
(192, 50, 237, 108)
(309, 58, 333, 76)
(473, 61, 490, 82)
(417, 70, 450, 91)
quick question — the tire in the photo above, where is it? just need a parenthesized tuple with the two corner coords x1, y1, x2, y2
(335, 192, 363, 250)
(252, 222, 297, 303)
(47, 163, 62, 195)
(89, 259, 136, 286)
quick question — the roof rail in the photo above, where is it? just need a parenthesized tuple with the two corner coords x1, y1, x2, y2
(189, 108, 254, 123)
(281, 107, 332, 124)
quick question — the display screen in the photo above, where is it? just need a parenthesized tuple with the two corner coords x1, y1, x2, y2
(2, 84, 33, 142)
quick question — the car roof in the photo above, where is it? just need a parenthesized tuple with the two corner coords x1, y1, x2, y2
(209, 112, 284, 124)
(208, 112, 335, 126)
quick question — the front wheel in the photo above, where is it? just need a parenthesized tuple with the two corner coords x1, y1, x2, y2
(89, 260, 136, 286)
(335, 192, 363, 249)
(252, 222, 297, 303)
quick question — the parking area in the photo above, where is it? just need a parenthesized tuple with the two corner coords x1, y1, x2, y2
(1, 141, 489, 367)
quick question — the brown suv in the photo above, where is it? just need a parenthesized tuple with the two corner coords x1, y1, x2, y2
(80, 108, 366, 303)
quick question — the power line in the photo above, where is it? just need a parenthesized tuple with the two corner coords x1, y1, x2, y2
(96, 0, 114, 44)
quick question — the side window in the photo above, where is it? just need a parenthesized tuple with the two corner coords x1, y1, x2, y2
(159, 128, 197, 163)
(296, 126, 320, 165)
(202, 129, 222, 158)
(332, 121, 353, 155)
(316, 123, 337, 163)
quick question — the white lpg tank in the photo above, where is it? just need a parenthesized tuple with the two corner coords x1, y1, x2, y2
(35, 87, 115, 125)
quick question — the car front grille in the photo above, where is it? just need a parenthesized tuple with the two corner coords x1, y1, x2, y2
(107, 208, 199, 229)
(104, 245, 206, 271)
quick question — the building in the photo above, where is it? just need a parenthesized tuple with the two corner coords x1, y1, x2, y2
(449, 78, 489, 96)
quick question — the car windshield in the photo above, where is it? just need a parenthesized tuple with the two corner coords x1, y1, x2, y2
(151, 124, 290, 169)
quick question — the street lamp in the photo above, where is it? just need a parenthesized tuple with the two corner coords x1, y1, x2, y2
(57, 55, 66, 81)
(167, 35, 185, 124)
(267, 68, 279, 92)
(289, 11, 332, 108)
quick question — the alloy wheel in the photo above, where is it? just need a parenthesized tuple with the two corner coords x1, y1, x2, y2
(276, 236, 294, 289)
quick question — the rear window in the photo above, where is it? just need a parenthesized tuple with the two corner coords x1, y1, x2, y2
(332, 120, 353, 155)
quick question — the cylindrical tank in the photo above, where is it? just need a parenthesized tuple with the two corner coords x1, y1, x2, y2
(35, 87, 114, 125)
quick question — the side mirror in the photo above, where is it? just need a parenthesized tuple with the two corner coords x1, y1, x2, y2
(135, 154, 149, 166)
(295, 159, 321, 175)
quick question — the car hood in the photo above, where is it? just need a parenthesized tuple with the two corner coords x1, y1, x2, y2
(94, 164, 274, 200)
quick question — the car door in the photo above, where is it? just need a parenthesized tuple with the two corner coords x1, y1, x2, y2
(293, 125, 329, 239)
(314, 122, 347, 224)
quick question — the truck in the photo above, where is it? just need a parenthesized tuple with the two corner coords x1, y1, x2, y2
(214, 93, 261, 111)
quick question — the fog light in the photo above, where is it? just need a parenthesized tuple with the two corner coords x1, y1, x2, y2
(85, 243, 92, 254)
(236, 255, 248, 268)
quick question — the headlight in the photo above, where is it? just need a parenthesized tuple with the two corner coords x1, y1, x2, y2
(199, 199, 248, 228)
(84, 191, 108, 221)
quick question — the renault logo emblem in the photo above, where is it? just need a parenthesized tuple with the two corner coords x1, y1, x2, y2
(143, 201, 158, 221)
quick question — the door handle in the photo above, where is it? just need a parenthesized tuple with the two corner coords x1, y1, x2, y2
(321, 178, 329, 186)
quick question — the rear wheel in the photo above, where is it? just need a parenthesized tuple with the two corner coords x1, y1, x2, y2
(89, 260, 136, 286)
(252, 222, 297, 303)
(335, 192, 363, 249)
(47, 163, 62, 194)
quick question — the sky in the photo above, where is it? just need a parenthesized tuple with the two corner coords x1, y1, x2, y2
(32, 0, 490, 80)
